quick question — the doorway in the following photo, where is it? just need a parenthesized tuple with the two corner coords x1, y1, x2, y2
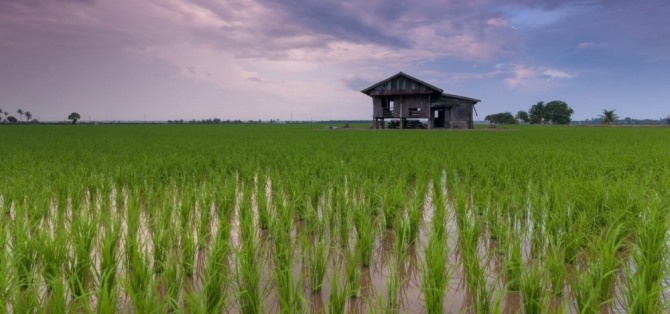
(434, 109, 445, 128)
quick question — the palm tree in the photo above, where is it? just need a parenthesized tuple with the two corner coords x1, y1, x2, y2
(600, 109, 619, 125)
(25, 111, 32, 122)
(17, 109, 23, 122)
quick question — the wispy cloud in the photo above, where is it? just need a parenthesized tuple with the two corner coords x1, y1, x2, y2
(577, 41, 607, 49)
(504, 64, 574, 89)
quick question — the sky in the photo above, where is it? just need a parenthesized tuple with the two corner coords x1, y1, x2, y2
(1, 0, 669, 122)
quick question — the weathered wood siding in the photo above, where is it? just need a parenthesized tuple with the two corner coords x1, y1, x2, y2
(373, 97, 383, 117)
(449, 103, 474, 129)
(403, 95, 430, 118)
(368, 76, 435, 96)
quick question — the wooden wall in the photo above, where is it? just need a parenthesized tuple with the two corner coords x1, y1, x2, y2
(449, 103, 474, 129)
(372, 95, 431, 118)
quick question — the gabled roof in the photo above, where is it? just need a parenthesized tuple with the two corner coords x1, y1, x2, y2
(360, 72, 443, 95)
(441, 93, 481, 103)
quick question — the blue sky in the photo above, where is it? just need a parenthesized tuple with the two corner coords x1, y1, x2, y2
(0, 0, 668, 122)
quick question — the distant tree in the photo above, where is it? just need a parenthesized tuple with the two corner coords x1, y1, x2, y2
(516, 110, 530, 123)
(544, 101, 574, 124)
(7, 116, 18, 123)
(25, 111, 32, 122)
(485, 112, 517, 124)
(529, 101, 546, 124)
(17, 109, 24, 122)
(600, 109, 619, 125)
(68, 112, 81, 124)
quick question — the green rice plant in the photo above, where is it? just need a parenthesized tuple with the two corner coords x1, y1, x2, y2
(593, 222, 627, 303)
(406, 188, 424, 245)
(43, 275, 68, 313)
(421, 228, 450, 314)
(180, 223, 197, 278)
(162, 254, 183, 313)
(67, 213, 96, 299)
(270, 193, 303, 313)
(520, 261, 547, 314)
(382, 183, 403, 229)
(256, 173, 271, 230)
(545, 237, 566, 296)
(36, 227, 66, 293)
(569, 261, 600, 314)
(457, 206, 491, 314)
(337, 196, 352, 248)
(11, 282, 39, 313)
(124, 235, 157, 313)
(624, 195, 668, 313)
(196, 186, 214, 250)
(0, 221, 11, 307)
(431, 178, 447, 240)
(306, 235, 330, 293)
(96, 220, 121, 313)
(345, 245, 361, 298)
(10, 206, 38, 292)
(353, 195, 375, 268)
(202, 228, 230, 313)
(386, 257, 401, 313)
(328, 269, 348, 314)
(236, 187, 266, 314)
(504, 233, 523, 292)
(150, 205, 172, 274)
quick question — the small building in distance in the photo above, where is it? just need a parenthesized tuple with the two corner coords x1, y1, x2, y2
(361, 72, 480, 129)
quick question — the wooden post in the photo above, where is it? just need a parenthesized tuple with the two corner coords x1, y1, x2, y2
(400, 96, 403, 130)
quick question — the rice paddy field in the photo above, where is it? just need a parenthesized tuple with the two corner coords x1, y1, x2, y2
(1, 124, 670, 313)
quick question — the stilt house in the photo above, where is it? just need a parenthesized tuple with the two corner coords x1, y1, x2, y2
(361, 72, 480, 129)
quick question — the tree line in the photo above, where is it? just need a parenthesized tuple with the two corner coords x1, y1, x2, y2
(0, 109, 84, 124)
(485, 100, 574, 125)
(0, 108, 36, 123)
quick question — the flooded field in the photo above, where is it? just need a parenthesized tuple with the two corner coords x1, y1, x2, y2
(1, 124, 669, 313)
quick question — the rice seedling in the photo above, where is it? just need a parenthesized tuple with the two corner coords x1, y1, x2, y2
(406, 186, 424, 246)
(624, 195, 669, 313)
(305, 234, 330, 293)
(236, 187, 266, 314)
(96, 221, 121, 313)
(10, 204, 38, 292)
(545, 238, 566, 296)
(202, 227, 231, 313)
(504, 232, 523, 292)
(353, 194, 375, 268)
(124, 231, 157, 313)
(256, 173, 271, 230)
(345, 245, 361, 298)
(382, 183, 403, 229)
(180, 218, 197, 278)
(162, 254, 183, 313)
(421, 227, 450, 313)
(520, 261, 546, 314)
(385, 256, 401, 313)
(328, 269, 348, 314)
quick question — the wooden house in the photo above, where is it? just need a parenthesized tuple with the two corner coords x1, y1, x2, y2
(361, 72, 480, 129)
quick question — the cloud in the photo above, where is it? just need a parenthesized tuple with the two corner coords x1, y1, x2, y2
(504, 64, 574, 89)
(2, 0, 667, 121)
(577, 41, 606, 49)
